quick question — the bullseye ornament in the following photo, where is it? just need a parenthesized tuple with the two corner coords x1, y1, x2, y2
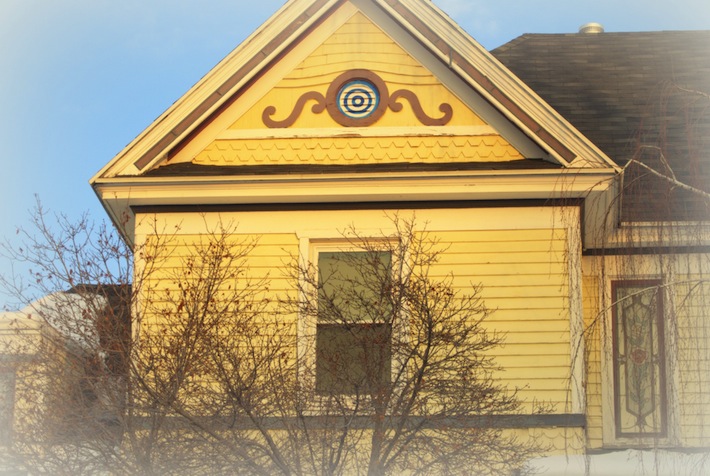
(325, 70, 389, 127)
(337, 80, 379, 119)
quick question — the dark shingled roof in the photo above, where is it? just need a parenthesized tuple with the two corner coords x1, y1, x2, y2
(492, 30, 710, 222)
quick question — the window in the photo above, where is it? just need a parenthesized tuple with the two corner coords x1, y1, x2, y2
(611, 280, 667, 438)
(315, 250, 392, 395)
(0, 368, 15, 446)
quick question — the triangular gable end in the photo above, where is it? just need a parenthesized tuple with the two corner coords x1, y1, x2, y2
(163, 9, 535, 170)
(91, 0, 620, 247)
(92, 0, 617, 181)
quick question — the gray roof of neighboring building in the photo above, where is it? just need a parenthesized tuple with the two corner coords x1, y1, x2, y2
(492, 30, 710, 221)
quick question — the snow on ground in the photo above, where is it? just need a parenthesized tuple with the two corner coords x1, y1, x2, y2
(531, 449, 710, 475)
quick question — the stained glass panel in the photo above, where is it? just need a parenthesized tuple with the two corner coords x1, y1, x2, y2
(612, 280, 667, 438)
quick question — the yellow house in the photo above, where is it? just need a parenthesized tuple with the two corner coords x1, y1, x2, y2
(91, 0, 709, 474)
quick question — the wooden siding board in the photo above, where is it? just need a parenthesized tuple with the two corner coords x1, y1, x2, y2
(581, 272, 603, 448)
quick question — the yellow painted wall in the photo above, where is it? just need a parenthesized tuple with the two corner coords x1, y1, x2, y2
(134, 230, 299, 344)
(581, 270, 604, 449)
(671, 266, 710, 446)
(133, 207, 576, 416)
(429, 229, 572, 410)
(230, 13, 486, 131)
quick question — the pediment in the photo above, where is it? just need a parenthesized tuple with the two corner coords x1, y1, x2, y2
(91, 0, 619, 246)
(162, 10, 534, 171)
(94, 0, 619, 180)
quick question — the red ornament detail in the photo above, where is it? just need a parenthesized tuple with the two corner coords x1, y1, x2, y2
(630, 348, 648, 364)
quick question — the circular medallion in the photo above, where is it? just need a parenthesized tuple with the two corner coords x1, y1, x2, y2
(326, 70, 389, 127)
(337, 80, 380, 120)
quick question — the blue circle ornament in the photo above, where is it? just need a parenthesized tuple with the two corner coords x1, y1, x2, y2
(337, 80, 380, 120)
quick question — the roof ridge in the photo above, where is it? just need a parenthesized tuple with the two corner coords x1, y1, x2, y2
(490, 34, 533, 54)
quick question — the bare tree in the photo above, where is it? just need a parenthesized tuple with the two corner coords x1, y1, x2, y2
(188, 215, 538, 476)
(1, 206, 538, 475)
(291, 216, 533, 475)
(0, 200, 133, 475)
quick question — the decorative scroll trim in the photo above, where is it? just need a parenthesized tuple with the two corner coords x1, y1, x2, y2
(263, 70, 453, 128)
(262, 91, 326, 128)
(389, 90, 453, 126)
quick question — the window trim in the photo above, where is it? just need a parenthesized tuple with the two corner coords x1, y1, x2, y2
(298, 238, 402, 401)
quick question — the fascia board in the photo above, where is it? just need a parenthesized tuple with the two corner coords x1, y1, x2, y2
(94, 169, 617, 204)
(95, 168, 617, 246)
(90, 0, 340, 183)
(374, 0, 620, 171)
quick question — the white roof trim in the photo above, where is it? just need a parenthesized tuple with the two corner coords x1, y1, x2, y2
(372, 0, 618, 170)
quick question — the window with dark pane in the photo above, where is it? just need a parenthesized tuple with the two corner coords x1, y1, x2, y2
(612, 280, 667, 438)
(316, 251, 392, 395)
(0, 369, 15, 446)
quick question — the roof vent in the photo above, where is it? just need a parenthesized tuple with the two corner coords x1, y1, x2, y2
(579, 22, 605, 34)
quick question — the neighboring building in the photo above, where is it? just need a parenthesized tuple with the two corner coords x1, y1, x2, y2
(90, 0, 709, 474)
(0, 288, 128, 475)
(0, 292, 93, 475)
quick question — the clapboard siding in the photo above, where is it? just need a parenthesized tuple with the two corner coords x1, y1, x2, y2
(674, 275, 710, 444)
(426, 229, 572, 409)
(134, 209, 576, 416)
(581, 272, 604, 448)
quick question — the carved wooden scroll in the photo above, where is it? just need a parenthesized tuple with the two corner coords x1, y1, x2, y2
(262, 70, 453, 128)
(262, 91, 327, 128)
(389, 90, 453, 126)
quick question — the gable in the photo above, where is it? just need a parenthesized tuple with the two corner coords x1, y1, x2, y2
(91, 0, 620, 247)
(238, 13, 481, 130)
(163, 10, 530, 170)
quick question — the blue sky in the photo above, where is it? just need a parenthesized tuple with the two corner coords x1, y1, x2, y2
(1, 0, 709, 308)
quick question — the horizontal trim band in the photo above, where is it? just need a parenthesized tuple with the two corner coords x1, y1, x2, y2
(215, 125, 499, 140)
(146, 160, 560, 177)
(132, 198, 584, 214)
(129, 413, 586, 431)
(584, 245, 710, 256)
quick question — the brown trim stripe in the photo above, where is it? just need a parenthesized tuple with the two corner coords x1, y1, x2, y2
(126, 413, 585, 431)
(132, 198, 584, 215)
(584, 245, 710, 256)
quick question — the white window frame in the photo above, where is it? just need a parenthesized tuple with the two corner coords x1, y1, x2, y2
(297, 235, 407, 404)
